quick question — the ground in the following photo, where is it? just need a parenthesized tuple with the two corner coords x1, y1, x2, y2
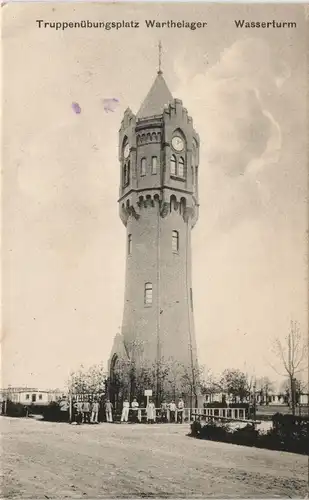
(2, 417, 308, 498)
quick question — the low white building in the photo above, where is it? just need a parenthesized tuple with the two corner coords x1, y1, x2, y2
(1, 387, 64, 406)
(203, 390, 308, 408)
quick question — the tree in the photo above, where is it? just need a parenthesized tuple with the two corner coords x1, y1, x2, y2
(280, 377, 307, 408)
(200, 372, 222, 396)
(68, 363, 107, 396)
(178, 362, 207, 408)
(272, 320, 308, 415)
(256, 376, 274, 405)
(107, 352, 205, 408)
(219, 369, 250, 402)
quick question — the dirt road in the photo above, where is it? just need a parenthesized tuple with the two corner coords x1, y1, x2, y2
(2, 417, 308, 498)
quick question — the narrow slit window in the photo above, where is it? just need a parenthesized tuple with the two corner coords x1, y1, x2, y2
(190, 288, 194, 311)
(172, 230, 179, 253)
(128, 234, 132, 255)
(178, 157, 185, 177)
(141, 158, 146, 176)
(127, 161, 130, 185)
(151, 156, 157, 175)
(123, 165, 127, 187)
(170, 155, 177, 176)
(144, 282, 153, 305)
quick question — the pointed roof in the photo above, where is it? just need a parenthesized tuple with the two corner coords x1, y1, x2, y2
(137, 72, 173, 119)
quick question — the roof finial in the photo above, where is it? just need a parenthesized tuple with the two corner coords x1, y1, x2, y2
(158, 40, 163, 75)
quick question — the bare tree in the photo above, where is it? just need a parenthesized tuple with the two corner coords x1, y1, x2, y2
(178, 362, 206, 408)
(272, 320, 307, 415)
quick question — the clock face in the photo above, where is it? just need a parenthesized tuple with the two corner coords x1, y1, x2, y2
(172, 136, 184, 152)
(123, 143, 130, 159)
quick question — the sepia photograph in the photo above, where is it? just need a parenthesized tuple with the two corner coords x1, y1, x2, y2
(1, 2, 309, 498)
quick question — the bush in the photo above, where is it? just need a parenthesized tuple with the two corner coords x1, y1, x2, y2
(232, 424, 259, 446)
(190, 414, 308, 455)
(203, 402, 249, 409)
(5, 401, 28, 418)
(201, 421, 230, 441)
(270, 413, 309, 454)
(190, 420, 202, 437)
(42, 402, 68, 422)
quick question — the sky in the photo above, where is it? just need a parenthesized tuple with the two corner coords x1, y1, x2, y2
(2, 3, 308, 391)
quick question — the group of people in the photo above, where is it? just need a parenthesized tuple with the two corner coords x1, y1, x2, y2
(72, 397, 186, 424)
(73, 398, 100, 424)
(119, 398, 185, 424)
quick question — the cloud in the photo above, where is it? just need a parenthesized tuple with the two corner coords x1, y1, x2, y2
(174, 38, 286, 178)
(173, 38, 289, 231)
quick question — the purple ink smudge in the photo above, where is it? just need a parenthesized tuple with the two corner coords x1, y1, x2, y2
(72, 102, 81, 114)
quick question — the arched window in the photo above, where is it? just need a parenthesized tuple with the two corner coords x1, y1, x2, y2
(172, 230, 179, 253)
(123, 164, 127, 187)
(170, 195, 177, 212)
(123, 161, 130, 187)
(170, 155, 177, 176)
(144, 282, 153, 305)
(151, 156, 157, 175)
(110, 353, 119, 380)
(180, 197, 187, 216)
(127, 160, 130, 185)
(141, 157, 146, 176)
(128, 234, 132, 255)
(152, 132, 157, 142)
(147, 133, 151, 142)
(178, 157, 185, 177)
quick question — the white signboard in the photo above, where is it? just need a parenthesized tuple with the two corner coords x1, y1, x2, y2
(144, 390, 152, 396)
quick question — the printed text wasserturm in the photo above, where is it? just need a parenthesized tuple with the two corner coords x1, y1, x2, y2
(234, 19, 297, 28)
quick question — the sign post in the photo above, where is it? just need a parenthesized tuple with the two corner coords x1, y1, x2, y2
(144, 389, 152, 408)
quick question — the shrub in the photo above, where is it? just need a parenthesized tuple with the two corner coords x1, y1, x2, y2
(190, 414, 308, 455)
(271, 413, 309, 454)
(203, 402, 249, 409)
(42, 402, 68, 422)
(190, 420, 202, 437)
(5, 401, 28, 418)
(199, 421, 231, 442)
(232, 424, 259, 446)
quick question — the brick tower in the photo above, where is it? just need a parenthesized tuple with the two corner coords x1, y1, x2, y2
(109, 53, 200, 402)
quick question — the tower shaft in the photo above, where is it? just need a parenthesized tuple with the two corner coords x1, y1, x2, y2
(108, 72, 200, 403)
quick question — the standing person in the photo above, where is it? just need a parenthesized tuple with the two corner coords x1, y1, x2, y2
(161, 400, 168, 423)
(105, 399, 113, 423)
(169, 400, 177, 423)
(72, 399, 78, 423)
(91, 399, 100, 424)
(76, 400, 83, 424)
(146, 399, 156, 424)
(131, 398, 139, 423)
(138, 402, 145, 423)
(82, 398, 91, 424)
(177, 398, 185, 423)
(121, 399, 130, 423)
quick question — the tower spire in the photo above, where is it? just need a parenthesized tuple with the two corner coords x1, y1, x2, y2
(158, 40, 162, 75)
